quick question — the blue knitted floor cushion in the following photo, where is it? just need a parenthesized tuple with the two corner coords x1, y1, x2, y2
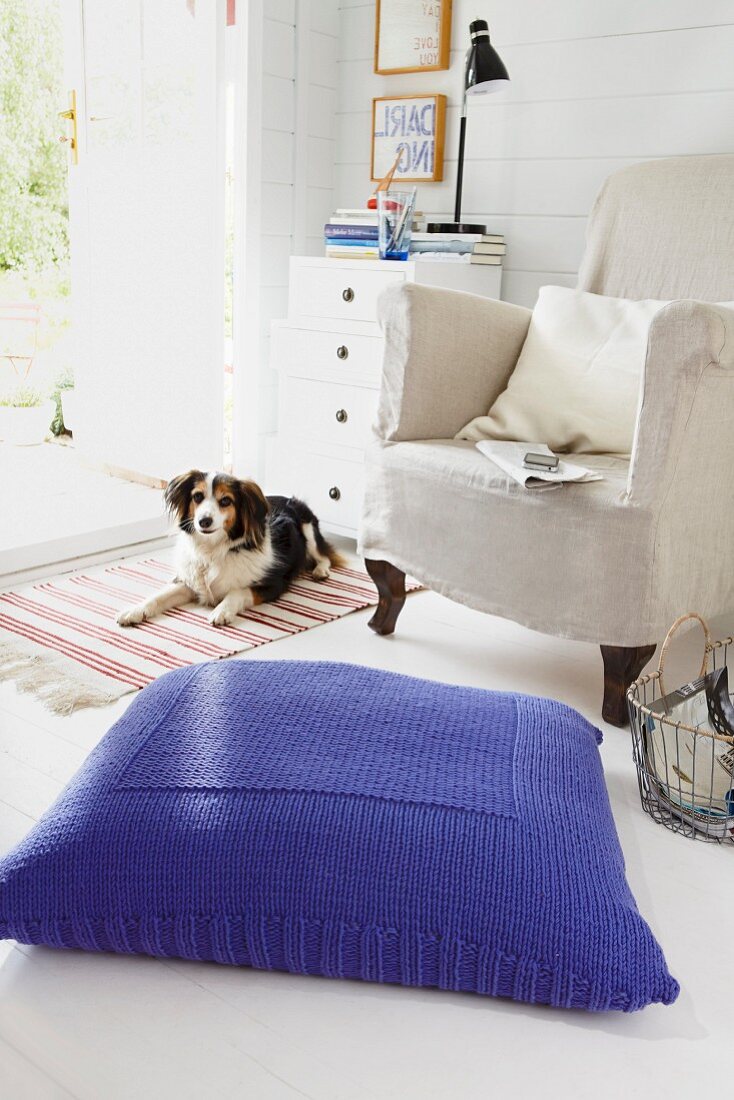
(0, 661, 678, 1011)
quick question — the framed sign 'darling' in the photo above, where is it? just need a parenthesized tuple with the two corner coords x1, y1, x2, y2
(371, 94, 446, 183)
(374, 0, 452, 75)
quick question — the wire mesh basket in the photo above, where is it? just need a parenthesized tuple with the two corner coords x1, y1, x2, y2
(628, 613, 734, 843)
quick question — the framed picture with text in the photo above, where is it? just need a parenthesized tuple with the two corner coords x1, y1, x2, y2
(371, 94, 446, 183)
(374, 0, 452, 75)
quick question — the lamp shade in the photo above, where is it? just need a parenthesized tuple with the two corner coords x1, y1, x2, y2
(465, 19, 509, 95)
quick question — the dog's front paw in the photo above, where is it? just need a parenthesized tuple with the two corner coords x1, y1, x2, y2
(311, 562, 331, 581)
(209, 603, 235, 627)
(117, 606, 146, 627)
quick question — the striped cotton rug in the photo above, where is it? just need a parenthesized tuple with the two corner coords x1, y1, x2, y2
(0, 552, 419, 714)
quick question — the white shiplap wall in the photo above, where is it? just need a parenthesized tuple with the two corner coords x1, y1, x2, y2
(335, 0, 734, 306)
(238, 0, 338, 477)
(260, 2, 339, 436)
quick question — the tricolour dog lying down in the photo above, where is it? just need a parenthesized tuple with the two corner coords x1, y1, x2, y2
(117, 470, 344, 628)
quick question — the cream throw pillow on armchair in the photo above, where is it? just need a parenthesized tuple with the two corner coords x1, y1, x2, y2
(457, 286, 669, 455)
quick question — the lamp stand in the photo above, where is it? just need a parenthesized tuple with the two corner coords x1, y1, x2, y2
(427, 97, 486, 235)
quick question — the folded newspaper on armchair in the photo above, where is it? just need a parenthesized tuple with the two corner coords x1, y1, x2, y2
(474, 441, 604, 491)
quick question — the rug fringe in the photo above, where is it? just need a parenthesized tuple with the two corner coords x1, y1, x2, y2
(0, 638, 125, 715)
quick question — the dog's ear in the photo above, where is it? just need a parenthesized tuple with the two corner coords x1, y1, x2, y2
(164, 470, 203, 529)
(237, 479, 270, 546)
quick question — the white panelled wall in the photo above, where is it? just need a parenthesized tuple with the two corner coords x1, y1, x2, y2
(335, 0, 734, 307)
(234, 0, 338, 480)
(260, 0, 340, 435)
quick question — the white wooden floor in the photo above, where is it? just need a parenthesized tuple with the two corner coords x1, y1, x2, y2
(1, 562, 732, 1100)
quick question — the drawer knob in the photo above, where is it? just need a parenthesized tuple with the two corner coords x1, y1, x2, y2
(335, 408, 348, 424)
(342, 287, 354, 303)
(328, 486, 341, 501)
(336, 344, 349, 360)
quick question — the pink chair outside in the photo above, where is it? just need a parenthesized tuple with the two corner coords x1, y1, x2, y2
(0, 302, 42, 379)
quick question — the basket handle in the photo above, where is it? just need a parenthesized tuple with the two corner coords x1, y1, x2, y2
(657, 612, 712, 700)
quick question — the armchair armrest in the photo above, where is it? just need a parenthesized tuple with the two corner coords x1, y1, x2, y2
(627, 300, 734, 507)
(374, 283, 531, 442)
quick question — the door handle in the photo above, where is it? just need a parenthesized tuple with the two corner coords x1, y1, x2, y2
(58, 90, 78, 165)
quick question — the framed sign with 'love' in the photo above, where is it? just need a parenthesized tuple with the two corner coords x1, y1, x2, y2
(374, 0, 452, 75)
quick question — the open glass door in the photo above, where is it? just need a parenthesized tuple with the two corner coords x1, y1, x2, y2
(0, 0, 226, 583)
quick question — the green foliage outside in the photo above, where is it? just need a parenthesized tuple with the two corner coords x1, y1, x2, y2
(0, 0, 68, 271)
(0, 0, 71, 430)
(0, 384, 44, 407)
(49, 360, 73, 431)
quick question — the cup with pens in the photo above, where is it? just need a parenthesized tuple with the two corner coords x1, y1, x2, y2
(377, 188, 417, 261)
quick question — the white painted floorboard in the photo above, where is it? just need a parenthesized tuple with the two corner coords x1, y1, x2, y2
(1, 575, 732, 1099)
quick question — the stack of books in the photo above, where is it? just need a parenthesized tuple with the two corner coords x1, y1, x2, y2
(409, 231, 506, 266)
(324, 208, 424, 260)
(323, 210, 504, 266)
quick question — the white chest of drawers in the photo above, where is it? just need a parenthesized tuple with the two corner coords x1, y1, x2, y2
(272, 256, 503, 537)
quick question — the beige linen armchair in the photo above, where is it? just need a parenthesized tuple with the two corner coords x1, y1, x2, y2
(359, 155, 734, 725)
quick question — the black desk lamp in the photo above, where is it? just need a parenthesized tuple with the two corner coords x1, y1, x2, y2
(428, 19, 509, 235)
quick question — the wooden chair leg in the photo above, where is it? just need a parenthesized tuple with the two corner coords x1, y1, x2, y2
(600, 643, 657, 727)
(365, 559, 406, 636)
